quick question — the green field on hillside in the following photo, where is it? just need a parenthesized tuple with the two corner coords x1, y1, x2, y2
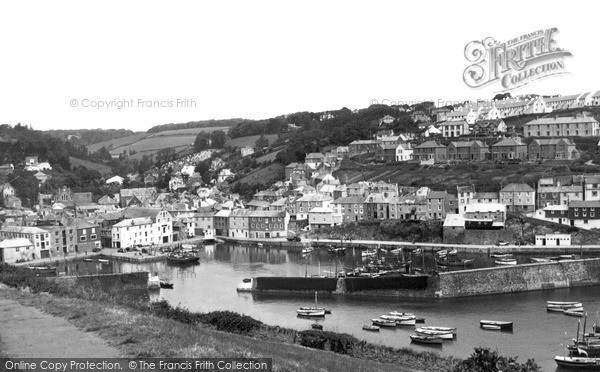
(69, 157, 112, 176)
(226, 134, 278, 148)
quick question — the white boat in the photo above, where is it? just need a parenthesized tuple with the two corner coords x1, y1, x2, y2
(381, 314, 416, 326)
(389, 311, 415, 317)
(494, 258, 517, 266)
(297, 309, 325, 317)
(301, 247, 314, 254)
(547, 301, 582, 311)
(554, 355, 600, 369)
(372, 318, 396, 327)
(436, 249, 448, 257)
(390, 248, 402, 255)
(148, 275, 160, 289)
(448, 248, 458, 256)
(362, 249, 377, 257)
(491, 253, 513, 259)
(564, 309, 585, 317)
(482, 324, 501, 331)
(419, 326, 457, 336)
(415, 328, 454, 340)
(480, 320, 513, 331)
(530, 257, 551, 263)
(98, 259, 109, 264)
(236, 278, 253, 292)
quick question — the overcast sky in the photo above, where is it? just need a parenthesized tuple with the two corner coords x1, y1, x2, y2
(0, 1, 597, 131)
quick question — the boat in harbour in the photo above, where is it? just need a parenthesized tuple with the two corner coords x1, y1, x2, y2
(554, 355, 600, 369)
(311, 323, 323, 330)
(372, 318, 397, 327)
(361, 249, 377, 257)
(490, 253, 513, 259)
(480, 320, 513, 331)
(530, 257, 551, 263)
(410, 334, 443, 345)
(482, 324, 502, 331)
(362, 324, 380, 331)
(98, 259, 109, 264)
(547, 301, 583, 312)
(436, 259, 474, 267)
(494, 258, 517, 266)
(565, 309, 585, 317)
(166, 251, 200, 264)
(148, 275, 160, 289)
(159, 280, 174, 289)
(236, 278, 253, 292)
(381, 314, 416, 326)
(296, 292, 330, 317)
(301, 247, 314, 254)
(415, 328, 454, 340)
(419, 326, 457, 337)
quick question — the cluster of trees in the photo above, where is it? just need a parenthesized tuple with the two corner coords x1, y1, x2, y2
(46, 129, 137, 146)
(228, 117, 287, 138)
(194, 130, 227, 152)
(147, 119, 244, 134)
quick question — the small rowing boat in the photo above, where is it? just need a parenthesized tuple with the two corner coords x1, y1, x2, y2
(490, 253, 513, 259)
(410, 334, 443, 345)
(419, 326, 457, 336)
(311, 324, 323, 330)
(415, 328, 454, 340)
(494, 258, 517, 266)
(547, 301, 582, 312)
(372, 318, 396, 327)
(564, 309, 585, 317)
(482, 324, 501, 331)
(480, 320, 513, 331)
(362, 324, 380, 331)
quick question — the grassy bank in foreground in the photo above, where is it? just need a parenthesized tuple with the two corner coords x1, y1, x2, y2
(0, 263, 538, 372)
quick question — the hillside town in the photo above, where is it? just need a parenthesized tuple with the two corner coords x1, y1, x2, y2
(1, 92, 600, 264)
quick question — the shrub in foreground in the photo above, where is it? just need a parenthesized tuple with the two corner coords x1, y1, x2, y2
(452, 347, 541, 372)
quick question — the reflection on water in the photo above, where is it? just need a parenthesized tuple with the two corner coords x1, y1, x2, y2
(59, 243, 600, 371)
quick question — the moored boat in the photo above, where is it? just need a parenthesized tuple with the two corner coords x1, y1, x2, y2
(389, 311, 415, 317)
(491, 253, 513, 259)
(554, 355, 600, 369)
(494, 258, 517, 266)
(297, 309, 325, 317)
(361, 249, 377, 257)
(372, 318, 396, 327)
(410, 334, 443, 345)
(362, 324, 380, 331)
(481, 324, 501, 331)
(98, 259, 109, 264)
(148, 275, 160, 289)
(236, 278, 253, 292)
(420, 326, 457, 336)
(564, 309, 585, 317)
(83, 258, 93, 262)
(530, 257, 551, 263)
(415, 328, 454, 340)
(480, 320, 513, 331)
(435, 249, 448, 257)
(301, 247, 314, 254)
(311, 323, 323, 330)
(436, 259, 474, 267)
(547, 301, 583, 312)
(159, 280, 173, 289)
(167, 252, 200, 265)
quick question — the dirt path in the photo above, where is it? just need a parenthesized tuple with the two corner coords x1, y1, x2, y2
(0, 294, 120, 358)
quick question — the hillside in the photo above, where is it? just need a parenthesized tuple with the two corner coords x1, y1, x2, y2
(68, 157, 112, 177)
(334, 159, 600, 193)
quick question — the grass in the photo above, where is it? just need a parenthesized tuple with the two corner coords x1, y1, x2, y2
(0, 288, 430, 371)
(226, 134, 278, 148)
(86, 133, 147, 153)
(69, 157, 112, 176)
(236, 163, 285, 186)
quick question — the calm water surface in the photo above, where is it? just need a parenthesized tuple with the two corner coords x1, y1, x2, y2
(60, 244, 600, 372)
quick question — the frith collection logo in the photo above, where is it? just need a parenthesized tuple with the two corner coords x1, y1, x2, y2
(463, 28, 572, 91)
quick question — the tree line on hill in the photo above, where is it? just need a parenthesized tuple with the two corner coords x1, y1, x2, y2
(147, 119, 245, 134)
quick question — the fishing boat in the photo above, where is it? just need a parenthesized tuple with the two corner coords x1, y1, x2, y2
(362, 324, 380, 331)
(420, 326, 457, 337)
(436, 259, 474, 267)
(372, 318, 397, 327)
(311, 324, 323, 330)
(490, 253, 513, 259)
(328, 246, 346, 255)
(297, 308, 325, 317)
(381, 314, 416, 326)
(412, 248, 422, 255)
(559, 254, 577, 260)
(390, 248, 402, 255)
(83, 258, 93, 262)
(530, 257, 551, 263)
(410, 334, 443, 345)
(415, 328, 454, 340)
(494, 258, 517, 266)
(98, 259, 109, 264)
(554, 355, 600, 369)
(167, 252, 200, 265)
(296, 292, 330, 317)
(480, 320, 513, 331)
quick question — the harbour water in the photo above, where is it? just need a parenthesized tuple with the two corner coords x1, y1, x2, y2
(58, 243, 600, 371)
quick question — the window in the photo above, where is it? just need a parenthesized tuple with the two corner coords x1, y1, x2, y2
(80, 236, 87, 241)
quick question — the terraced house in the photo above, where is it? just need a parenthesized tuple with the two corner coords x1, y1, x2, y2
(413, 141, 447, 163)
(490, 137, 528, 161)
(331, 196, 366, 222)
(523, 114, 599, 137)
(528, 138, 579, 160)
(0, 226, 51, 259)
(248, 210, 289, 238)
(447, 140, 488, 161)
(499, 183, 535, 213)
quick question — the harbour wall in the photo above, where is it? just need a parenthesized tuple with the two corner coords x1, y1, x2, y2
(50, 272, 149, 294)
(251, 258, 600, 298)
(436, 258, 600, 297)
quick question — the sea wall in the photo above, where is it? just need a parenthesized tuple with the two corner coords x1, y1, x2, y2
(436, 258, 600, 297)
(50, 272, 149, 294)
(443, 228, 515, 245)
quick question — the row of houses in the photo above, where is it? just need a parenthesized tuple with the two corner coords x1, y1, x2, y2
(413, 137, 579, 163)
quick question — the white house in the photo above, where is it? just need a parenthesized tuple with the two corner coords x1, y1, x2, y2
(0, 238, 37, 263)
(111, 210, 173, 248)
(395, 143, 413, 161)
(535, 233, 571, 246)
(106, 175, 124, 185)
(308, 207, 343, 229)
(217, 169, 235, 183)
